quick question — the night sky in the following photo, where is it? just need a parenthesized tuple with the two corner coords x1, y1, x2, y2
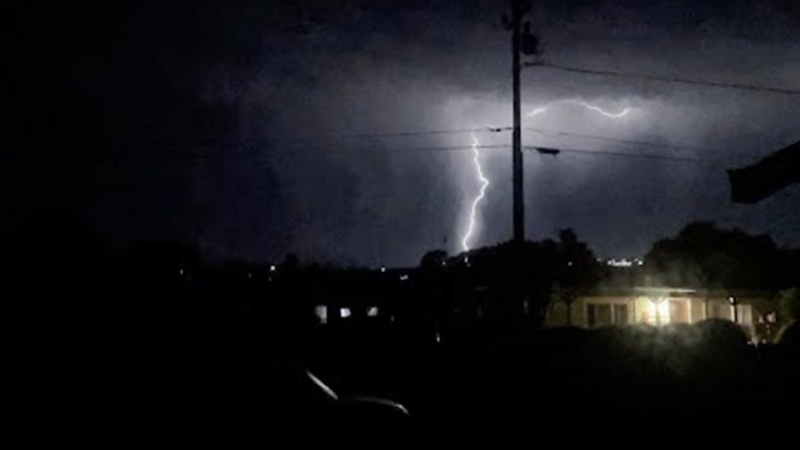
(5, 0, 800, 266)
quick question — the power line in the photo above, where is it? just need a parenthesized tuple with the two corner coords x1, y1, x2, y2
(46, 126, 742, 163)
(278, 126, 506, 145)
(79, 139, 724, 163)
(524, 127, 694, 150)
(283, 123, 745, 157)
(332, 125, 749, 158)
(525, 146, 707, 164)
(329, 128, 493, 140)
(283, 142, 714, 164)
(284, 124, 721, 155)
(267, 127, 498, 151)
(522, 127, 750, 157)
(534, 62, 800, 96)
(272, 144, 510, 155)
(75, 141, 713, 164)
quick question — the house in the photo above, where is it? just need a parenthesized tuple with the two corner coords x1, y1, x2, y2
(547, 287, 778, 340)
(306, 268, 415, 326)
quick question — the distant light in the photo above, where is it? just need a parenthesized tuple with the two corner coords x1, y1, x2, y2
(247, 273, 253, 279)
(367, 307, 379, 317)
(657, 301, 670, 318)
(179, 268, 185, 276)
(315, 306, 328, 324)
(607, 259, 634, 268)
(568, 261, 574, 267)
(399, 275, 409, 281)
(340, 308, 352, 319)
(269, 265, 277, 272)
(435, 333, 441, 344)
(380, 267, 387, 273)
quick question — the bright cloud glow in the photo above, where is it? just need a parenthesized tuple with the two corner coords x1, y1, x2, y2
(460, 99, 634, 252)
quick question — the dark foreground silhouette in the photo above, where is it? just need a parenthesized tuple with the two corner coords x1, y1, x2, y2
(10, 318, 798, 446)
(4, 217, 797, 444)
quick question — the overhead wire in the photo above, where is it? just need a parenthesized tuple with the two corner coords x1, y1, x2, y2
(534, 62, 800, 96)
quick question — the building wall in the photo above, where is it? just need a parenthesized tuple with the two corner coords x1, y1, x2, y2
(691, 299, 707, 322)
(549, 293, 764, 331)
(572, 296, 635, 328)
(547, 301, 570, 327)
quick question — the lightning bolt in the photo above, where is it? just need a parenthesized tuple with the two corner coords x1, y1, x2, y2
(461, 130, 491, 252)
(460, 99, 633, 253)
(526, 99, 632, 119)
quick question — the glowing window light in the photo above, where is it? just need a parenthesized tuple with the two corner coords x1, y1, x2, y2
(367, 307, 379, 317)
(340, 308, 352, 319)
(643, 298, 671, 325)
(654, 300, 670, 325)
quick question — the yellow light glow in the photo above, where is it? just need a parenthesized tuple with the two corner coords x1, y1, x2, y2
(643, 298, 672, 325)
(658, 301, 670, 318)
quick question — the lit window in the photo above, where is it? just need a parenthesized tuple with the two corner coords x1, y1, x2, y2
(367, 307, 379, 317)
(767, 313, 777, 323)
(340, 308, 352, 319)
(657, 301, 670, 320)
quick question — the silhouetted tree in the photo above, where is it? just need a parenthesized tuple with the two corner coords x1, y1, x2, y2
(645, 222, 784, 289)
(282, 252, 301, 271)
(779, 288, 800, 322)
(8, 212, 107, 316)
(555, 229, 603, 325)
(420, 250, 448, 271)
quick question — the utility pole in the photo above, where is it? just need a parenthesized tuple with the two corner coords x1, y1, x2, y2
(511, 0, 525, 245)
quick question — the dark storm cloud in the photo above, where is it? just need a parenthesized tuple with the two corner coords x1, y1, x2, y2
(233, 0, 800, 264)
(5, 1, 799, 265)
